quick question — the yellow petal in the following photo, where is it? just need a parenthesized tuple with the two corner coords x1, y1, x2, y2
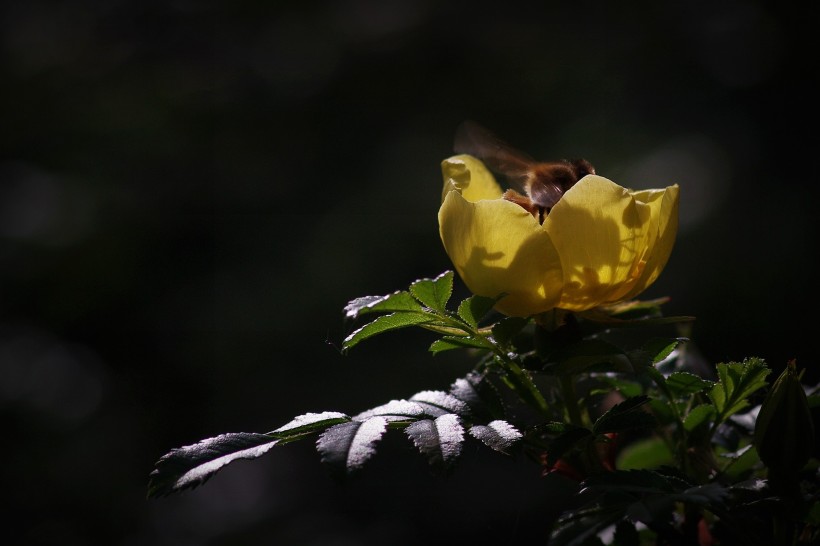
(441, 154, 503, 203)
(438, 191, 563, 316)
(545, 175, 652, 311)
(621, 184, 680, 300)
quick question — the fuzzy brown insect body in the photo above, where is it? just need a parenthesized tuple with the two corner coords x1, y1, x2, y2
(454, 121, 595, 223)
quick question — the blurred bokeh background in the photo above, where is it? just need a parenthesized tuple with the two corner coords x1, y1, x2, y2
(2, 1, 817, 544)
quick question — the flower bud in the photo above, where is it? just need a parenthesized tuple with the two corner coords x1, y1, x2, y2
(753, 361, 815, 478)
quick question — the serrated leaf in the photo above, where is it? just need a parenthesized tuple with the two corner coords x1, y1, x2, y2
(592, 395, 654, 435)
(683, 404, 715, 432)
(405, 414, 464, 467)
(490, 316, 530, 347)
(449, 373, 504, 420)
(457, 295, 497, 327)
(626, 337, 685, 371)
(429, 335, 494, 354)
(470, 420, 522, 454)
(148, 433, 278, 498)
(344, 291, 423, 318)
(709, 358, 770, 421)
(316, 417, 388, 473)
(666, 372, 713, 398)
(409, 271, 453, 312)
(270, 411, 351, 439)
(343, 311, 437, 350)
(409, 390, 469, 417)
(353, 400, 428, 422)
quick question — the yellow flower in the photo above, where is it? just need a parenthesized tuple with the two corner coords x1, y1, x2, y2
(438, 154, 679, 317)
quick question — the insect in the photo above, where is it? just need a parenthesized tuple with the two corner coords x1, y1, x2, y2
(454, 120, 595, 223)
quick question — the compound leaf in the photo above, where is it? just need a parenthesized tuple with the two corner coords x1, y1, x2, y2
(405, 414, 464, 468)
(316, 417, 388, 474)
(148, 432, 278, 498)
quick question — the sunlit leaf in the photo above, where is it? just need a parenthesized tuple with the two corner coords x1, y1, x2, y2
(409, 271, 453, 312)
(148, 433, 278, 498)
(449, 373, 504, 421)
(343, 312, 437, 350)
(457, 295, 497, 327)
(429, 335, 494, 354)
(270, 411, 351, 440)
(353, 400, 428, 422)
(405, 414, 464, 467)
(592, 395, 654, 435)
(470, 420, 522, 454)
(316, 417, 388, 474)
(344, 291, 423, 318)
(409, 390, 469, 417)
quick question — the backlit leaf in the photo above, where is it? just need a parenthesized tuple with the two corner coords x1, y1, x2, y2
(405, 414, 464, 467)
(429, 335, 494, 354)
(409, 271, 453, 312)
(353, 400, 428, 422)
(344, 291, 423, 318)
(410, 390, 469, 417)
(316, 417, 388, 474)
(270, 411, 350, 440)
(343, 312, 437, 350)
(470, 420, 522, 454)
(709, 358, 770, 422)
(457, 295, 497, 327)
(148, 433, 278, 498)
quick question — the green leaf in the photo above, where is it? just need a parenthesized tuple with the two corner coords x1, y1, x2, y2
(316, 417, 389, 474)
(429, 335, 494, 354)
(490, 316, 530, 347)
(147, 433, 278, 498)
(709, 358, 770, 422)
(666, 372, 713, 398)
(344, 290, 423, 318)
(592, 395, 655, 435)
(626, 337, 685, 371)
(409, 271, 453, 312)
(270, 411, 351, 441)
(342, 311, 437, 350)
(456, 295, 497, 327)
(469, 420, 522, 454)
(683, 404, 715, 432)
(545, 339, 634, 375)
(405, 414, 465, 468)
(616, 436, 675, 470)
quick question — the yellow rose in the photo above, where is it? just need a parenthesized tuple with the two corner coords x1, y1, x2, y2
(438, 154, 679, 317)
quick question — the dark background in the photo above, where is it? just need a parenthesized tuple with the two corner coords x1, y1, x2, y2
(2, 1, 817, 544)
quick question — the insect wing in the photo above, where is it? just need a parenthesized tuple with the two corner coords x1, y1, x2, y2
(454, 121, 535, 194)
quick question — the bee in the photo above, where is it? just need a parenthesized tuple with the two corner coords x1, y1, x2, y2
(454, 120, 595, 224)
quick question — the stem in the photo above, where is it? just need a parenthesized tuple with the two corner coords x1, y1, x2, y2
(434, 312, 550, 416)
(560, 374, 584, 427)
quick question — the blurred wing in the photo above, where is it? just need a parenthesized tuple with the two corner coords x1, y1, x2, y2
(454, 121, 535, 193)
